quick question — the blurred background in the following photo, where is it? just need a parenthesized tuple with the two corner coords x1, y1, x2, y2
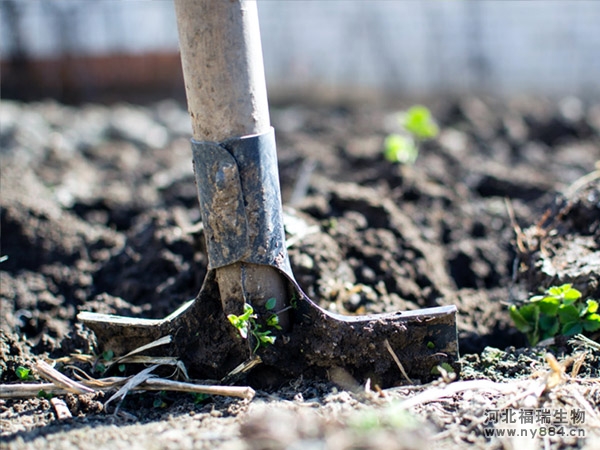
(1, 0, 599, 105)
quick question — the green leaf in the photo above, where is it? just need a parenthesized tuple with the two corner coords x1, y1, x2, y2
(538, 296, 560, 315)
(583, 313, 600, 332)
(401, 106, 439, 140)
(562, 287, 582, 302)
(548, 284, 571, 296)
(37, 389, 53, 400)
(509, 305, 533, 333)
(586, 299, 598, 314)
(266, 314, 282, 330)
(561, 321, 583, 336)
(237, 323, 249, 339)
(193, 393, 210, 404)
(260, 335, 276, 346)
(227, 313, 250, 339)
(558, 304, 580, 323)
(227, 314, 240, 327)
(252, 329, 276, 352)
(153, 397, 166, 408)
(384, 134, 418, 165)
(240, 303, 255, 321)
(431, 362, 455, 375)
(102, 349, 114, 361)
(539, 315, 559, 335)
(254, 330, 276, 347)
(16, 366, 31, 381)
(519, 303, 539, 323)
(265, 298, 277, 311)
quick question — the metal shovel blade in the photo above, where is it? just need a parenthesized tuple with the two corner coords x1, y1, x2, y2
(79, 269, 457, 387)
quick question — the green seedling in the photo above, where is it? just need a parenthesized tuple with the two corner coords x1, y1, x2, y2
(401, 105, 439, 140)
(227, 299, 281, 352)
(94, 349, 116, 375)
(192, 393, 210, 404)
(510, 284, 600, 346)
(227, 303, 255, 339)
(16, 366, 32, 381)
(384, 134, 418, 165)
(431, 362, 455, 376)
(384, 105, 439, 164)
(153, 391, 167, 409)
(265, 297, 283, 331)
(37, 390, 54, 400)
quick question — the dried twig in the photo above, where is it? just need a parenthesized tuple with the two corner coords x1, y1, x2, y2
(2, 356, 256, 403)
(0, 375, 256, 401)
(504, 197, 527, 254)
(571, 352, 587, 378)
(109, 335, 173, 367)
(384, 339, 413, 384)
(105, 365, 159, 413)
(0, 383, 70, 399)
(34, 360, 95, 395)
(226, 356, 262, 378)
(571, 334, 600, 351)
(562, 169, 600, 198)
(140, 378, 255, 400)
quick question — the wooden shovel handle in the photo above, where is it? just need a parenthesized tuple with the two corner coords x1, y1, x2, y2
(174, 0, 270, 141)
(174, 0, 289, 325)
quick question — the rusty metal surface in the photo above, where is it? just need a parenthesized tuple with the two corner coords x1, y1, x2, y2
(192, 129, 292, 275)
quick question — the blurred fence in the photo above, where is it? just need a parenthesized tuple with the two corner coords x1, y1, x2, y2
(1, 1, 599, 103)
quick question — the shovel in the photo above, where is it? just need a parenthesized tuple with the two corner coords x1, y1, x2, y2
(78, 0, 458, 387)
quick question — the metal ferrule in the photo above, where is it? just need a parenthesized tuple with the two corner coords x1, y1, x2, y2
(191, 127, 293, 277)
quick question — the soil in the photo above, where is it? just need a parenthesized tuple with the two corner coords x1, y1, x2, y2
(1, 96, 600, 449)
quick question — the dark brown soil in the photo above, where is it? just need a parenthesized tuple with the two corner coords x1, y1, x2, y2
(1, 96, 599, 449)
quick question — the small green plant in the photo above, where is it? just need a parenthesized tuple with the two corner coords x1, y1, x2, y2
(37, 390, 54, 400)
(15, 366, 32, 381)
(430, 362, 455, 376)
(510, 284, 600, 346)
(95, 362, 106, 375)
(94, 349, 116, 375)
(153, 391, 167, 409)
(384, 135, 418, 165)
(227, 303, 255, 339)
(227, 299, 280, 352)
(384, 105, 439, 164)
(192, 393, 210, 404)
(401, 105, 439, 140)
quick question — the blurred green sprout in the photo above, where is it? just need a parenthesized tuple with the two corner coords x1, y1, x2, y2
(384, 105, 439, 164)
